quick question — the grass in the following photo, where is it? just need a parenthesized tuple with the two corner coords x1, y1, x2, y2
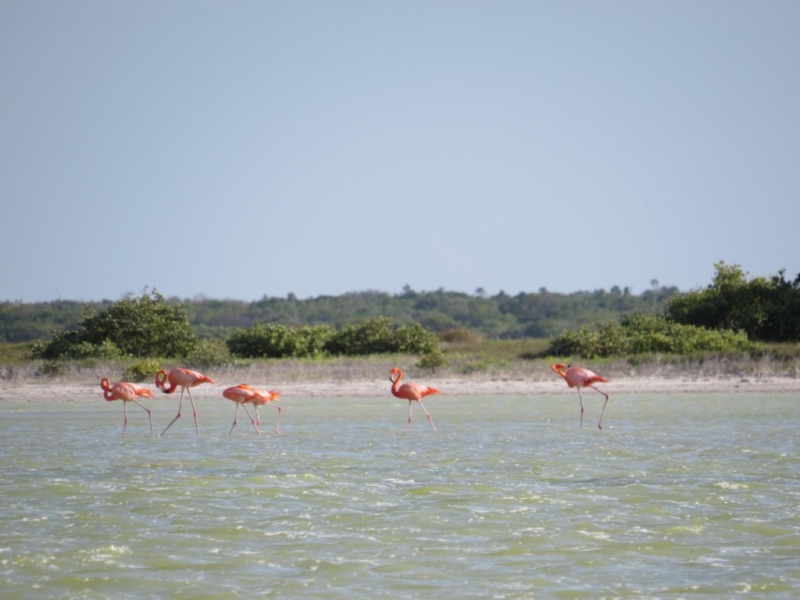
(0, 339, 798, 384)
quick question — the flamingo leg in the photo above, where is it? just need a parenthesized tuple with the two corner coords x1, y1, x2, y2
(186, 388, 200, 435)
(577, 388, 585, 429)
(592, 386, 610, 430)
(242, 403, 259, 434)
(160, 388, 184, 436)
(418, 400, 436, 432)
(271, 404, 282, 435)
(133, 400, 154, 436)
(122, 402, 129, 435)
(406, 402, 413, 432)
(229, 403, 240, 435)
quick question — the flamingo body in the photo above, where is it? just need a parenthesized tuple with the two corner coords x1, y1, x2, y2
(155, 368, 215, 435)
(222, 384, 261, 435)
(100, 377, 154, 435)
(389, 367, 440, 432)
(248, 387, 282, 435)
(551, 363, 610, 429)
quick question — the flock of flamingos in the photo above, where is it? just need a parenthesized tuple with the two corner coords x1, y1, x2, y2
(100, 364, 611, 436)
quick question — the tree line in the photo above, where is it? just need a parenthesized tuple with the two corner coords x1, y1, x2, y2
(1, 284, 678, 344)
(10, 262, 800, 366)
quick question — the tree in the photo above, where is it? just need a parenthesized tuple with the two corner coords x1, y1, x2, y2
(665, 262, 800, 342)
(32, 289, 198, 359)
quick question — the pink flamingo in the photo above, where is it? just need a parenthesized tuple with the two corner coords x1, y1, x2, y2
(100, 378, 154, 435)
(389, 367, 441, 432)
(222, 384, 261, 435)
(155, 368, 215, 435)
(551, 363, 610, 429)
(248, 387, 282, 435)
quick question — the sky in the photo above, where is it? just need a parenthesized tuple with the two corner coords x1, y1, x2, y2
(2, 1, 799, 303)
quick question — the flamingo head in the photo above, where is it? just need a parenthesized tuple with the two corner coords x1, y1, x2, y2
(389, 367, 403, 383)
(100, 377, 111, 390)
(551, 363, 569, 373)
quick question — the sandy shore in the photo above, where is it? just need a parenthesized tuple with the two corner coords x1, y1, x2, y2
(2, 374, 799, 403)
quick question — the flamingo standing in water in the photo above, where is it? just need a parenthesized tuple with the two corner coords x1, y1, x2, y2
(248, 387, 282, 435)
(389, 367, 440, 432)
(222, 384, 261, 435)
(551, 363, 610, 429)
(100, 378, 154, 435)
(155, 368, 215, 435)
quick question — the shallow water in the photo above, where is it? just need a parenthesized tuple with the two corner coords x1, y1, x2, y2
(1, 393, 799, 598)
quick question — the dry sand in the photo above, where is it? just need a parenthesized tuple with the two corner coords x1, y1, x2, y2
(2, 365, 799, 403)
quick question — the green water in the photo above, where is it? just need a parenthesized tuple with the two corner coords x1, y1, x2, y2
(1, 393, 799, 598)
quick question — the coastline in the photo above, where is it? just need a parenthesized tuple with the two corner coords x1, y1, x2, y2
(2, 373, 799, 403)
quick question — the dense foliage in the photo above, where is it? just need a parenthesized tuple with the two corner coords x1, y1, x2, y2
(2, 285, 678, 343)
(31, 290, 198, 360)
(227, 324, 336, 359)
(666, 262, 800, 343)
(226, 317, 440, 359)
(548, 313, 757, 359)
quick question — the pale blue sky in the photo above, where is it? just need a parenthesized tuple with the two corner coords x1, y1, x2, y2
(2, 1, 798, 303)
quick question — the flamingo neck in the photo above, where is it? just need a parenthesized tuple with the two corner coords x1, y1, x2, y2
(390, 371, 403, 395)
(156, 370, 176, 393)
(551, 364, 568, 380)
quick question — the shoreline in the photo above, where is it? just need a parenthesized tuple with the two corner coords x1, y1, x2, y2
(2, 374, 799, 403)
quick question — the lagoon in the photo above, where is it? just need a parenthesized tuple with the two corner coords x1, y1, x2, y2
(1, 393, 799, 598)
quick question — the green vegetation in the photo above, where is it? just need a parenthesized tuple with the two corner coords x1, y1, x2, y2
(227, 317, 440, 360)
(31, 290, 198, 360)
(547, 313, 757, 359)
(1, 264, 799, 378)
(1, 285, 679, 343)
(227, 323, 335, 359)
(666, 261, 800, 342)
(122, 359, 163, 383)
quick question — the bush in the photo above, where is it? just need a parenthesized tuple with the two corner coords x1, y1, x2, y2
(548, 312, 757, 358)
(438, 328, 483, 344)
(32, 290, 198, 360)
(38, 360, 65, 377)
(227, 323, 335, 359)
(325, 317, 439, 356)
(416, 347, 449, 371)
(123, 359, 163, 382)
(226, 317, 441, 359)
(666, 262, 800, 342)
(186, 339, 234, 369)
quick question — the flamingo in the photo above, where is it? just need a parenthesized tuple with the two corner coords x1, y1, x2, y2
(100, 378, 154, 435)
(551, 363, 610, 429)
(221, 384, 261, 435)
(155, 368, 215, 436)
(248, 387, 282, 435)
(389, 367, 440, 432)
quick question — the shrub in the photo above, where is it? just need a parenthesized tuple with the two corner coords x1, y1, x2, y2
(226, 317, 441, 359)
(123, 359, 163, 382)
(38, 360, 65, 377)
(548, 312, 757, 358)
(416, 347, 449, 371)
(666, 261, 800, 342)
(325, 317, 440, 356)
(438, 328, 483, 344)
(186, 339, 234, 369)
(32, 290, 198, 360)
(227, 323, 335, 359)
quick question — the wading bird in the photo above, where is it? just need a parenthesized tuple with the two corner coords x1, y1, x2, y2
(155, 368, 215, 436)
(389, 367, 440, 432)
(248, 387, 282, 435)
(222, 384, 261, 435)
(100, 378, 154, 435)
(551, 363, 610, 429)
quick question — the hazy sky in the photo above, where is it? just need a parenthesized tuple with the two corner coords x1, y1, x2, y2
(2, 1, 798, 303)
